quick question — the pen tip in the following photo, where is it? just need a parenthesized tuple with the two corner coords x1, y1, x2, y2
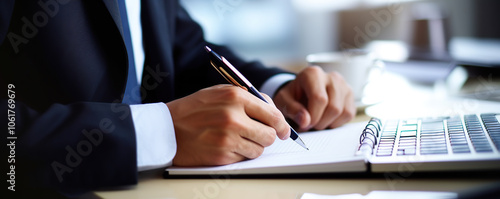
(204, 46, 211, 52)
(295, 137, 308, 150)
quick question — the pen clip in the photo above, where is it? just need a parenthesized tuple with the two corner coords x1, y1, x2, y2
(210, 60, 248, 91)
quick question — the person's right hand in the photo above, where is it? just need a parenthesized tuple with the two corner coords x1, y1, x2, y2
(166, 85, 291, 166)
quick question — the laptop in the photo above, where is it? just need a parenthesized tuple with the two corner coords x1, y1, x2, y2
(362, 113, 500, 172)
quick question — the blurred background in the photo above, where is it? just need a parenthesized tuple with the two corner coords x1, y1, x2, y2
(181, 0, 500, 66)
(181, 0, 500, 117)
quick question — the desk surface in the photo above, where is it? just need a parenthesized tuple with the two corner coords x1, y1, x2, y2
(95, 113, 499, 199)
(96, 169, 499, 199)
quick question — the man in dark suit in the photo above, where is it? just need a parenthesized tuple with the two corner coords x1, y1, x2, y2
(1, 0, 355, 197)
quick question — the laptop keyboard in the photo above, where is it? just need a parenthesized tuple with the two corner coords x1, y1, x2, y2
(481, 113, 500, 150)
(448, 116, 471, 153)
(375, 114, 499, 157)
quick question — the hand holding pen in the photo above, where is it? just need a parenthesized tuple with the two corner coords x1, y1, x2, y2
(205, 46, 309, 150)
(168, 45, 354, 166)
(167, 49, 294, 166)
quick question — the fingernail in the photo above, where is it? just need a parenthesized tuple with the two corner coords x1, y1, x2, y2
(281, 128, 291, 140)
(306, 124, 314, 130)
(294, 111, 305, 125)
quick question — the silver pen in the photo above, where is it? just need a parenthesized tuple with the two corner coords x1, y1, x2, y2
(205, 46, 309, 150)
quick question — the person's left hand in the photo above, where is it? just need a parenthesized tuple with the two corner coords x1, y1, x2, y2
(273, 66, 356, 131)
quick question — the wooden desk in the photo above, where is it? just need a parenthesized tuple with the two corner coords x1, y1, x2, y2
(95, 113, 499, 199)
(96, 169, 499, 198)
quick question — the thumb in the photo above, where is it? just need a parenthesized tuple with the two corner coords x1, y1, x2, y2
(260, 93, 292, 140)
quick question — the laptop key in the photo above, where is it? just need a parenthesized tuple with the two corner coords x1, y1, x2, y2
(421, 149, 448, 155)
(475, 147, 493, 152)
(396, 148, 416, 156)
(376, 149, 393, 156)
(452, 148, 471, 153)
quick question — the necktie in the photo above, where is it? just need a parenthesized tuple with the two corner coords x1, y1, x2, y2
(117, 0, 141, 104)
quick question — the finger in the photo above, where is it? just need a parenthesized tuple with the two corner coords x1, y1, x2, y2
(302, 66, 329, 129)
(205, 122, 270, 165)
(261, 92, 276, 108)
(243, 93, 290, 140)
(260, 93, 294, 139)
(238, 117, 278, 147)
(202, 126, 264, 165)
(329, 90, 356, 128)
(205, 149, 246, 166)
(275, 88, 311, 131)
(233, 134, 267, 160)
(313, 74, 346, 129)
(314, 104, 341, 130)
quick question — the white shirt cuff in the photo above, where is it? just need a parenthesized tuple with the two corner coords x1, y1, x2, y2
(259, 73, 296, 97)
(130, 103, 177, 171)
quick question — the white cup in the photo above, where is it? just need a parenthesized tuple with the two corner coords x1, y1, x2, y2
(306, 50, 384, 102)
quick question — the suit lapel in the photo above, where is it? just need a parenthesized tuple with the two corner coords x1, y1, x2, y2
(102, 0, 125, 38)
(101, 0, 130, 98)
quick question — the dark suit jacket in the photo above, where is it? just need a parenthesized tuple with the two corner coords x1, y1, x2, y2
(0, 0, 286, 197)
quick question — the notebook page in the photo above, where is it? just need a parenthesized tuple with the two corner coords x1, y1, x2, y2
(166, 121, 367, 174)
(238, 121, 365, 168)
(263, 122, 363, 157)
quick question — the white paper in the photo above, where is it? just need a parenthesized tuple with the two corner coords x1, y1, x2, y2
(301, 191, 458, 199)
(166, 122, 367, 175)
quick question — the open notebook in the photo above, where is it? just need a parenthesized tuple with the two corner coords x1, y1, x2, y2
(165, 113, 500, 177)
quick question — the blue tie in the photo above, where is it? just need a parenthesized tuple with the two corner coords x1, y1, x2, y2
(118, 0, 141, 104)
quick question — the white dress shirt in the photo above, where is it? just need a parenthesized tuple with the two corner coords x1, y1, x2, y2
(125, 0, 296, 171)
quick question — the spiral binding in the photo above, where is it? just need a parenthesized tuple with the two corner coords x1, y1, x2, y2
(356, 118, 382, 156)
